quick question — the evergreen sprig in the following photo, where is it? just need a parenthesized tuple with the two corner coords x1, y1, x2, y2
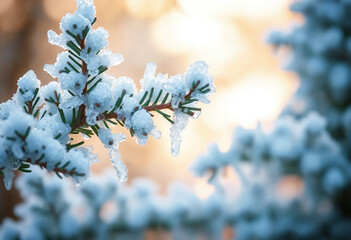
(0, 0, 214, 189)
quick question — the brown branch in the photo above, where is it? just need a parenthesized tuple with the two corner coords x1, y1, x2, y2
(70, 29, 88, 131)
(0, 159, 85, 177)
(24, 159, 85, 177)
(27, 101, 33, 114)
(70, 81, 201, 132)
(78, 34, 89, 92)
(71, 102, 173, 132)
(185, 80, 200, 99)
(144, 103, 172, 112)
(82, 62, 88, 77)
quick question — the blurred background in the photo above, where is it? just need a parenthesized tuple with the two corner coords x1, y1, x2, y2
(0, 0, 297, 220)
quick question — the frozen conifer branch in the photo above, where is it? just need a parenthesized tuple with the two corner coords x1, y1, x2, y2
(0, 0, 214, 189)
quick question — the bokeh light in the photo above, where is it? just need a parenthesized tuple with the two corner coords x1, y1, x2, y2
(177, 0, 291, 19)
(125, 0, 171, 19)
(43, 0, 76, 21)
(151, 10, 245, 77)
(205, 74, 297, 130)
(0, 0, 14, 16)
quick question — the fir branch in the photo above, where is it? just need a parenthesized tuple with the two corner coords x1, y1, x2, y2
(26, 159, 85, 177)
(70, 80, 203, 133)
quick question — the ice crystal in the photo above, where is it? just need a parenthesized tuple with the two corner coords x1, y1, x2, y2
(170, 111, 189, 156)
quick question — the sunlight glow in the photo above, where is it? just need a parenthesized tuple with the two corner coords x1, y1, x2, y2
(151, 10, 245, 76)
(205, 74, 297, 130)
(276, 176, 304, 201)
(194, 178, 215, 200)
(125, 0, 170, 18)
(43, 0, 75, 21)
(178, 0, 291, 19)
(0, 0, 14, 16)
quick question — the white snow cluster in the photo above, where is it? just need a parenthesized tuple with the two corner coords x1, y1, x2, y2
(0, 104, 91, 190)
(16, 70, 41, 104)
(83, 27, 109, 55)
(184, 61, 215, 104)
(0, 0, 214, 188)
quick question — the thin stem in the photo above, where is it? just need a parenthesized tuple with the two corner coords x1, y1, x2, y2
(27, 101, 33, 114)
(70, 81, 201, 132)
(0, 158, 85, 177)
(77, 34, 88, 90)
(25, 159, 85, 177)
(144, 103, 172, 112)
(185, 80, 200, 99)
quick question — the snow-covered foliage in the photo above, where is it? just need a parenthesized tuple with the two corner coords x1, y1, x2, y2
(0, 0, 214, 189)
(190, 0, 351, 238)
(267, 0, 351, 157)
(0, 168, 228, 240)
(192, 112, 351, 239)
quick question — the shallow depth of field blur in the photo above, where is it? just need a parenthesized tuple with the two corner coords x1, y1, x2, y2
(0, 0, 297, 219)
